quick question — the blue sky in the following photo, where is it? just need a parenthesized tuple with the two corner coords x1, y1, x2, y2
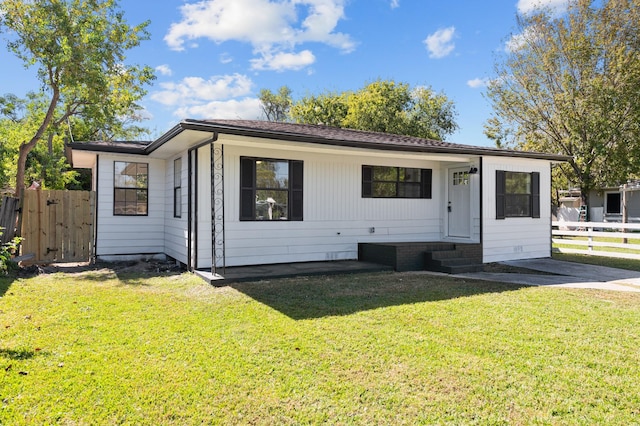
(2, 0, 569, 146)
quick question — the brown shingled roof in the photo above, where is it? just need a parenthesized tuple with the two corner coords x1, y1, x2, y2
(69, 119, 569, 161)
(201, 119, 462, 149)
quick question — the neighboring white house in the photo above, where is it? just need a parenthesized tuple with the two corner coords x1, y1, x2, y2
(556, 183, 640, 224)
(68, 119, 567, 272)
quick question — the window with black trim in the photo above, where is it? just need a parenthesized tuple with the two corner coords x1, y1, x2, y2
(114, 161, 148, 216)
(174, 157, 182, 218)
(240, 157, 303, 221)
(496, 170, 540, 219)
(362, 165, 432, 198)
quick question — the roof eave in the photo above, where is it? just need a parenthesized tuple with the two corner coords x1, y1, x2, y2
(66, 119, 570, 162)
(66, 142, 147, 155)
(180, 119, 570, 161)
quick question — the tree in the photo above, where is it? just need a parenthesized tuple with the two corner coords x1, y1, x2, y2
(289, 92, 349, 128)
(0, 0, 155, 199)
(258, 86, 292, 122)
(485, 0, 640, 202)
(289, 79, 458, 140)
(0, 91, 150, 192)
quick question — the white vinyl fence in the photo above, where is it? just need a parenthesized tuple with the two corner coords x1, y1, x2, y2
(552, 221, 640, 260)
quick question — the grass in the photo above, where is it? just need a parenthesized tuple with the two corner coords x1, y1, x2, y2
(553, 251, 640, 272)
(553, 235, 640, 255)
(1, 267, 640, 424)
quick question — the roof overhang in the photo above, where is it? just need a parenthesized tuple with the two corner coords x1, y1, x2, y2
(67, 119, 571, 164)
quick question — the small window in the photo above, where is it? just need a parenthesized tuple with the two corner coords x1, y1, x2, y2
(453, 171, 469, 186)
(362, 165, 432, 199)
(240, 157, 303, 221)
(606, 192, 621, 214)
(114, 161, 148, 216)
(174, 157, 182, 218)
(496, 170, 540, 219)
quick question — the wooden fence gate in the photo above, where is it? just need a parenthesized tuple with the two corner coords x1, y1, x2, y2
(21, 190, 95, 263)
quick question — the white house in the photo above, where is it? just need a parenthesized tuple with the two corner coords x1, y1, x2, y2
(68, 119, 567, 275)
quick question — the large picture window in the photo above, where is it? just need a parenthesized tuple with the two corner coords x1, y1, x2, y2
(114, 161, 148, 216)
(496, 170, 540, 219)
(240, 157, 303, 221)
(174, 157, 182, 218)
(362, 165, 432, 199)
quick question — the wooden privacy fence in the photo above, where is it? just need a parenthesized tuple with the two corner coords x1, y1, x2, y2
(552, 220, 640, 260)
(21, 190, 95, 263)
(0, 196, 20, 244)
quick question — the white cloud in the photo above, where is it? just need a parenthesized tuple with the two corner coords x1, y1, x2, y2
(505, 26, 540, 52)
(150, 73, 253, 107)
(155, 64, 173, 76)
(467, 78, 490, 88)
(424, 26, 456, 59)
(150, 73, 261, 120)
(517, 0, 568, 15)
(250, 49, 316, 71)
(164, 0, 354, 71)
(174, 98, 263, 120)
(390, 0, 400, 8)
(219, 53, 233, 64)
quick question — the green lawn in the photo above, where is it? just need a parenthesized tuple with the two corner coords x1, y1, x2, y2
(1, 267, 640, 424)
(553, 235, 640, 255)
(554, 252, 640, 271)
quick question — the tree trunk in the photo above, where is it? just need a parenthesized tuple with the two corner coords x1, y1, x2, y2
(15, 138, 39, 201)
(15, 85, 60, 200)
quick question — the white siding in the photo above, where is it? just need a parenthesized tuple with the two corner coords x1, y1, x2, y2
(195, 145, 213, 269)
(207, 144, 446, 267)
(482, 156, 551, 263)
(95, 154, 166, 257)
(164, 154, 187, 263)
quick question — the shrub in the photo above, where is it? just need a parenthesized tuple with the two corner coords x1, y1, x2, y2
(0, 227, 23, 275)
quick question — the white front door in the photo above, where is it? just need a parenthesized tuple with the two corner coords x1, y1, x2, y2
(448, 167, 471, 238)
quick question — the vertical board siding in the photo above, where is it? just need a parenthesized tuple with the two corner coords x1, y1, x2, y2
(482, 157, 551, 263)
(206, 145, 445, 267)
(196, 144, 213, 269)
(164, 152, 187, 263)
(95, 154, 166, 256)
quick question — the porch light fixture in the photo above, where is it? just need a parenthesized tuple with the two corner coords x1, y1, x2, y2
(469, 166, 478, 174)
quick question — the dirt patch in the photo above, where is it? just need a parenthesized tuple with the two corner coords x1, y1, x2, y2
(16, 258, 184, 278)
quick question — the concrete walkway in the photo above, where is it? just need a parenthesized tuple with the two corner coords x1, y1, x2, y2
(460, 258, 640, 293)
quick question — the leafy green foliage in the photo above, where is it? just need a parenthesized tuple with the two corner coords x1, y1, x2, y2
(486, 0, 640, 200)
(289, 79, 458, 140)
(0, 228, 22, 275)
(0, 0, 155, 197)
(258, 86, 292, 122)
(289, 91, 349, 127)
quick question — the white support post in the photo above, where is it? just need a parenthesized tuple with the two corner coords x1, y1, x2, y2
(622, 183, 628, 244)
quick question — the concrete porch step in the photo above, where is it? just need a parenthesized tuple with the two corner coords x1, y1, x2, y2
(358, 242, 482, 273)
(424, 244, 483, 275)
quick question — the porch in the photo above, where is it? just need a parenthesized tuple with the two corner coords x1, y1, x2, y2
(358, 241, 483, 274)
(195, 260, 393, 285)
(195, 241, 483, 284)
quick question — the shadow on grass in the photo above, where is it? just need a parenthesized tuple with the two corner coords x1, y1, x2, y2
(0, 275, 16, 298)
(0, 348, 41, 360)
(231, 272, 527, 320)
